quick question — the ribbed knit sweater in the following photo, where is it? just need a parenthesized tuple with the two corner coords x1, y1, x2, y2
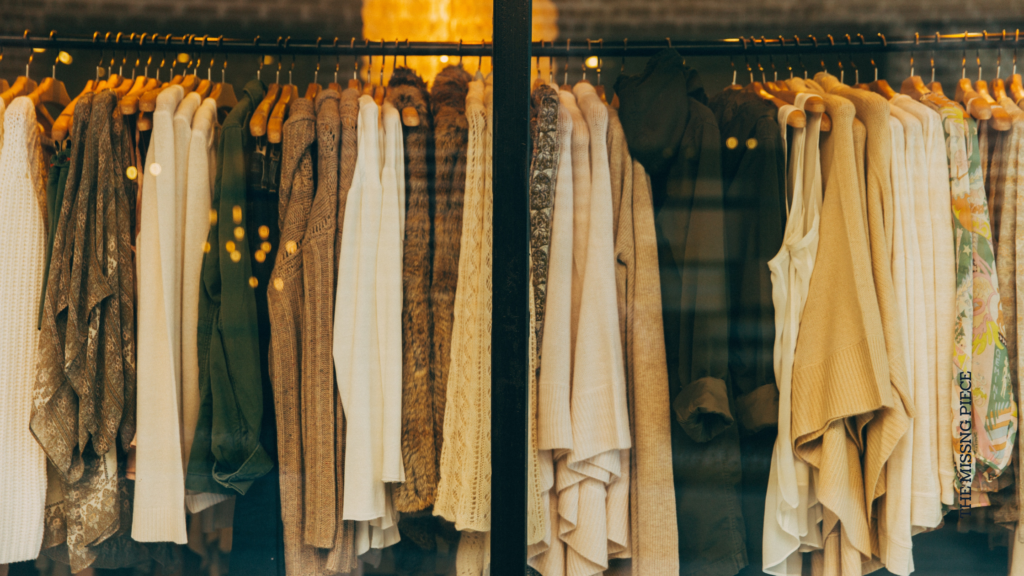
(0, 96, 47, 565)
(789, 87, 883, 572)
(268, 97, 327, 576)
(817, 76, 914, 551)
(300, 89, 341, 548)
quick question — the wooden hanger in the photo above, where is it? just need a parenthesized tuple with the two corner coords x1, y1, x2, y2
(992, 77, 1008, 101)
(744, 80, 806, 128)
(26, 70, 71, 110)
(763, 81, 831, 131)
(267, 84, 295, 144)
(1, 73, 38, 107)
(974, 79, 1012, 130)
(305, 38, 324, 101)
(120, 77, 158, 115)
(52, 79, 95, 141)
(956, 77, 994, 121)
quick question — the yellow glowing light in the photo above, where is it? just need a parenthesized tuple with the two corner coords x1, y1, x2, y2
(255, 249, 266, 263)
(234, 226, 245, 240)
(232, 206, 242, 224)
(149, 162, 162, 176)
(746, 138, 758, 150)
(230, 250, 242, 262)
(726, 137, 739, 149)
(274, 278, 285, 291)
(209, 210, 218, 225)
(33, 48, 46, 53)
(249, 276, 259, 288)
(126, 166, 138, 180)
(177, 52, 191, 64)
(585, 56, 598, 69)
(263, 55, 275, 66)
(203, 241, 211, 253)
(363, 0, 557, 83)
(58, 51, 72, 65)
(258, 225, 270, 239)
(285, 240, 297, 255)
(225, 241, 236, 252)
(261, 241, 272, 253)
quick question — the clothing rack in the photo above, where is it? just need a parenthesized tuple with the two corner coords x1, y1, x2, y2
(2, 30, 1024, 57)
(3, 19, 1023, 576)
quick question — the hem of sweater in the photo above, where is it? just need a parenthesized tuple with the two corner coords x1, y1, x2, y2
(185, 491, 232, 514)
(910, 490, 943, 529)
(185, 472, 241, 496)
(877, 533, 913, 576)
(0, 533, 43, 565)
(131, 506, 188, 544)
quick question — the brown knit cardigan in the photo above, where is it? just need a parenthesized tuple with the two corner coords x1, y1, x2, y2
(327, 87, 361, 574)
(387, 67, 439, 513)
(430, 65, 472, 469)
(300, 89, 340, 548)
(268, 98, 327, 576)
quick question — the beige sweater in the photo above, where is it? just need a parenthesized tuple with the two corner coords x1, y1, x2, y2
(607, 107, 679, 575)
(790, 86, 883, 573)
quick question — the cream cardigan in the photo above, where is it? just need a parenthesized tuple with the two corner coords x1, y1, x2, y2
(179, 96, 230, 514)
(333, 94, 400, 553)
(0, 97, 49, 564)
(890, 99, 943, 532)
(530, 94, 574, 575)
(133, 85, 188, 544)
(892, 96, 956, 508)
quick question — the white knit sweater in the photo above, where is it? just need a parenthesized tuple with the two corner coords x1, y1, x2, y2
(0, 97, 48, 564)
(180, 97, 230, 514)
(334, 94, 400, 554)
(133, 85, 188, 543)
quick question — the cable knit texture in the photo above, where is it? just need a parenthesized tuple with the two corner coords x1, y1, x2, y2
(430, 65, 472, 470)
(388, 68, 439, 513)
(0, 96, 47, 564)
(301, 89, 341, 548)
(268, 97, 328, 576)
(435, 76, 492, 533)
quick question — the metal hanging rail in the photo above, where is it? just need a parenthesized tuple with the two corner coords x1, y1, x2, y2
(1, 30, 1023, 57)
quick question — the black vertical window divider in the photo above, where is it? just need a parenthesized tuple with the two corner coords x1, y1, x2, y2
(491, 0, 532, 574)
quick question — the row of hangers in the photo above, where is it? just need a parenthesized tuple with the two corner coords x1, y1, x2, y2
(727, 32, 1024, 133)
(250, 37, 487, 142)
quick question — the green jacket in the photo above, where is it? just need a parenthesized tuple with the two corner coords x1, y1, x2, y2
(186, 79, 273, 495)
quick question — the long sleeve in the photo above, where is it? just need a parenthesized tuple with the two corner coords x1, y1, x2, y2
(133, 85, 188, 543)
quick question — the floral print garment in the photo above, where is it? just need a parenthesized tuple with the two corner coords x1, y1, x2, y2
(965, 117, 1018, 480)
(944, 100, 1019, 491)
(940, 101, 976, 493)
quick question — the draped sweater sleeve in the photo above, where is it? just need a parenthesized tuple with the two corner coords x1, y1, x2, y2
(299, 88, 341, 548)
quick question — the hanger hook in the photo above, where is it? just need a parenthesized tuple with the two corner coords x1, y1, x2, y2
(314, 37, 322, 84)
(352, 38, 358, 81)
(365, 39, 371, 84)
(962, 30, 968, 79)
(331, 37, 340, 83)
(778, 36, 792, 79)
(597, 39, 603, 85)
(379, 39, 385, 85)
(1015, 30, 1020, 76)
(458, 39, 464, 67)
(620, 38, 627, 75)
(564, 38, 571, 85)
(405, 39, 410, 67)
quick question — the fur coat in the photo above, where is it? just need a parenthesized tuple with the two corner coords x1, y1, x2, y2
(429, 65, 472, 472)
